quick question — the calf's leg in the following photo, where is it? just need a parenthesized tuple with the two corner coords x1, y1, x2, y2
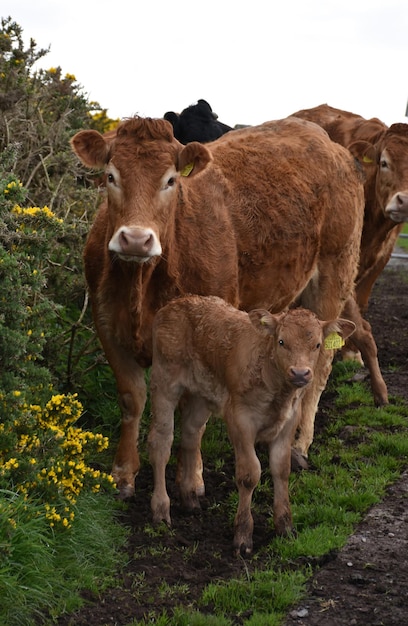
(148, 380, 181, 525)
(177, 395, 211, 512)
(226, 414, 260, 557)
(268, 416, 298, 536)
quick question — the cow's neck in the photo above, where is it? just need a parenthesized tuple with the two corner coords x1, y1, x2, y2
(358, 194, 402, 278)
(127, 257, 181, 363)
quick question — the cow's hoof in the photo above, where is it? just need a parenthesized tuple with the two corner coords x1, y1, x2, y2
(115, 480, 135, 500)
(291, 448, 309, 472)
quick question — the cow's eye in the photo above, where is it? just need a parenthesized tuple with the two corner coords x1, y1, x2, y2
(316, 342, 321, 349)
(278, 339, 284, 346)
(380, 159, 389, 170)
(166, 177, 176, 188)
(107, 173, 115, 184)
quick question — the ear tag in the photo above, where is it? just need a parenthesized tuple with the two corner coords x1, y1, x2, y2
(180, 162, 194, 177)
(362, 155, 373, 164)
(324, 332, 345, 350)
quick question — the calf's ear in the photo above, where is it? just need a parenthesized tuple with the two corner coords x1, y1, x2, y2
(248, 309, 280, 335)
(70, 130, 110, 168)
(178, 142, 212, 178)
(323, 318, 356, 341)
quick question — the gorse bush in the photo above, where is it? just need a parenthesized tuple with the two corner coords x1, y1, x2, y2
(0, 16, 118, 213)
(0, 392, 115, 529)
(0, 142, 116, 513)
(0, 18, 124, 621)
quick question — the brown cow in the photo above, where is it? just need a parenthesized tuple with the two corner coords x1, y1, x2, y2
(148, 296, 356, 555)
(292, 104, 408, 388)
(70, 115, 364, 497)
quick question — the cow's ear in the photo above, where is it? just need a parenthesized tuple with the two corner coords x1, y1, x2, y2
(178, 142, 212, 178)
(347, 140, 377, 166)
(248, 309, 280, 335)
(70, 130, 110, 168)
(322, 319, 356, 350)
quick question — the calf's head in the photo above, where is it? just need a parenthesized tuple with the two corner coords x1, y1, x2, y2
(70, 117, 212, 262)
(248, 308, 356, 388)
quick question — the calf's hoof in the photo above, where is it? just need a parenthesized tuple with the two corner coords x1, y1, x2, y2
(290, 448, 309, 472)
(274, 511, 296, 538)
(233, 540, 253, 558)
(151, 504, 171, 526)
(180, 490, 202, 515)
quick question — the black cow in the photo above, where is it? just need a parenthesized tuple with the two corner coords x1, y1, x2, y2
(164, 99, 233, 144)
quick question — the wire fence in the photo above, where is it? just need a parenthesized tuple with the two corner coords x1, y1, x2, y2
(391, 233, 408, 261)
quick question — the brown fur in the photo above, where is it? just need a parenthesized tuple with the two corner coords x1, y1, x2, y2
(293, 105, 408, 376)
(71, 115, 364, 497)
(148, 296, 355, 555)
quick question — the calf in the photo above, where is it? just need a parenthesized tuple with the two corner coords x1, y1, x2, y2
(148, 296, 355, 556)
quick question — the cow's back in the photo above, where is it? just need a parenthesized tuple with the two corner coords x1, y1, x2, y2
(209, 117, 364, 314)
(293, 104, 387, 146)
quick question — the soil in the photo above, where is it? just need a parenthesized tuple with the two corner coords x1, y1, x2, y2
(56, 262, 408, 626)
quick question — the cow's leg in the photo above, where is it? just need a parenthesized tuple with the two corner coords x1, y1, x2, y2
(225, 411, 260, 557)
(147, 380, 181, 525)
(109, 357, 147, 499)
(295, 262, 353, 462)
(177, 394, 211, 513)
(268, 415, 297, 536)
(341, 296, 388, 406)
(293, 340, 334, 460)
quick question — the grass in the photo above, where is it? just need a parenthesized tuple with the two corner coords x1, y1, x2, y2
(0, 491, 128, 626)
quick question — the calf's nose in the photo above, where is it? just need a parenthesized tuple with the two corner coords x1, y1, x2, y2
(289, 367, 312, 387)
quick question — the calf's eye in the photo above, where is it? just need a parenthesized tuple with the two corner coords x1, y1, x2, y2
(316, 342, 321, 349)
(278, 339, 284, 346)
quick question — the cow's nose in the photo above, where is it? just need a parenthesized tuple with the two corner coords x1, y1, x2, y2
(119, 229, 153, 254)
(396, 192, 408, 208)
(108, 225, 162, 260)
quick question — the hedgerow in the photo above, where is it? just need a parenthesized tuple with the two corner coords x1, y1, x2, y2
(0, 16, 124, 624)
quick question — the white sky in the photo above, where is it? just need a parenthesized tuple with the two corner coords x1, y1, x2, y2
(2, 0, 408, 127)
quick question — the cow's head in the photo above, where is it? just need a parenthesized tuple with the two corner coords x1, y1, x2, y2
(248, 308, 356, 388)
(71, 117, 212, 262)
(348, 122, 408, 223)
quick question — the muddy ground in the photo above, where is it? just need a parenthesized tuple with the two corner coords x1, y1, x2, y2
(56, 262, 408, 626)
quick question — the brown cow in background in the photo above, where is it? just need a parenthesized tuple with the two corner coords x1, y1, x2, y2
(292, 104, 408, 384)
(148, 296, 356, 556)
(70, 115, 365, 498)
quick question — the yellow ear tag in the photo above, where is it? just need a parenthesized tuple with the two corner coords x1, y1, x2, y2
(324, 332, 345, 350)
(362, 155, 373, 164)
(180, 162, 194, 177)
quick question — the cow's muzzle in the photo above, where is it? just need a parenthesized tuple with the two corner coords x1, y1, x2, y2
(108, 226, 162, 262)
